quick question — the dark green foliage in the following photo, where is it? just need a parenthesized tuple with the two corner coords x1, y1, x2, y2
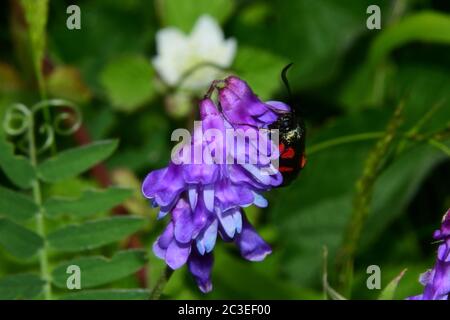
(0, 0, 449, 300)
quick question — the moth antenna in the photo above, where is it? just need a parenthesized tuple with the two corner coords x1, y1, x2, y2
(281, 63, 294, 98)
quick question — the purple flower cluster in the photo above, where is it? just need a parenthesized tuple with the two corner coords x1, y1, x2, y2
(409, 209, 450, 300)
(142, 76, 290, 292)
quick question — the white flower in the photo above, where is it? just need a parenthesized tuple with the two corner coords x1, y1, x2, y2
(153, 15, 237, 90)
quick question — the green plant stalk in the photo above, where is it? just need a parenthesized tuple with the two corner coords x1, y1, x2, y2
(335, 104, 404, 296)
(22, 4, 53, 294)
(28, 116, 52, 300)
(428, 138, 450, 157)
(308, 132, 384, 155)
(21, 0, 55, 154)
(308, 124, 449, 157)
(149, 266, 174, 300)
(396, 100, 445, 156)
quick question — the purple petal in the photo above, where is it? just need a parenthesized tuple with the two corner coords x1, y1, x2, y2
(419, 269, 434, 286)
(424, 259, 450, 299)
(407, 295, 423, 300)
(256, 110, 278, 126)
(197, 219, 218, 255)
(252, 192, 268, 208)
(219, 76, 281, 128)
(266, 101, 291, 113)
(199, 98, 219, 118)
(142, 168, 166, 198)
(433, 210, 450, 240)
(228, 165, 266, 189)
(152, 241, 166, 259)
(188, 248, 214, 293)
(437, 241, 450, 262)
(165, 240, 191, 269)
(157, 209, 170, 220)
(152, 222, 174, 259)
(192, 197, 211, 238)
(217, 209, 237, 238)
(215, 179, 253, 211)
(235, 217, 272, 261)
(408, 209, 450, 300)
(188, 186, 198, 210)
(142, 164, 185, 207)
(200, 98, 225, 132)
(241, 163, 272, 185)
(196, 238, 206, 255)
(233, 210, 242, 234)
(158, 222, 174, 248)
(183, 164, 219, 185)
(203, 186, 215, 212)
(172, 199, 195, 244)
(158, 200, 178, 220)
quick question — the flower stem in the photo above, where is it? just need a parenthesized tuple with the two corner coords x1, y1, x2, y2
(149, 266, 174, 300)
(335, 104, 404, 296)
(28, 115, 52, 300)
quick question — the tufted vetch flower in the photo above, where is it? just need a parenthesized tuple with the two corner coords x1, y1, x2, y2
(142, 76, 291, 292)
(408, 209, 450, 300)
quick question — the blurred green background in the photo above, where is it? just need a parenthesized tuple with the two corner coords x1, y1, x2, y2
(0, 0, 449, 299)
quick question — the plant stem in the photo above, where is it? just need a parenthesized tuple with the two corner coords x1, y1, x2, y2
(335, 104, 403, 296)
(308, 125, 449, 157)
(308, 132, 384, 155)
(33, 182, 52, 300)
(28, 115, 52, 300)
(149, 266, 174, 300)
(428, 139, 450, 157)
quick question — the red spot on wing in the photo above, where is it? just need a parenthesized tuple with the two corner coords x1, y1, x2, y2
(281, 147, 295, 159)
(279, 143, 285, 153)
(279, 166, 294, 173)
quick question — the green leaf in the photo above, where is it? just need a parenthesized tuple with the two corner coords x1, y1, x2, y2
(361, 65, 450, 245)
(0, 137, 35, 189)
(43, 187, 133, 218)
(108, 113, 170, 170)
(378, 269, 407, 300)
(0, 186, 38, 222)
(0, 218, 43, 259)
(47, 216, 145, 252)
(37, 140, 118, 182)
(362, 143, 446, 247)
(0, 274, 44, 299)
(60, 289, 150, 300)
(340, 12, 450, 111)
(48, 1, 155, 88)
(233, 46, 288, 100)
(393, 65, 450, 132)
(232, 0, 387, 89)
(159, 0, 235, 31)
(369, 11, 450, 66)
(100, 55, 156, 112)
(52, 249, 146, 289)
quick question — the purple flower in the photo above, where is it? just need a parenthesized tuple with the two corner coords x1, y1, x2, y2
(408, 209, 450, 300)
(142, 76, 289, 293)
